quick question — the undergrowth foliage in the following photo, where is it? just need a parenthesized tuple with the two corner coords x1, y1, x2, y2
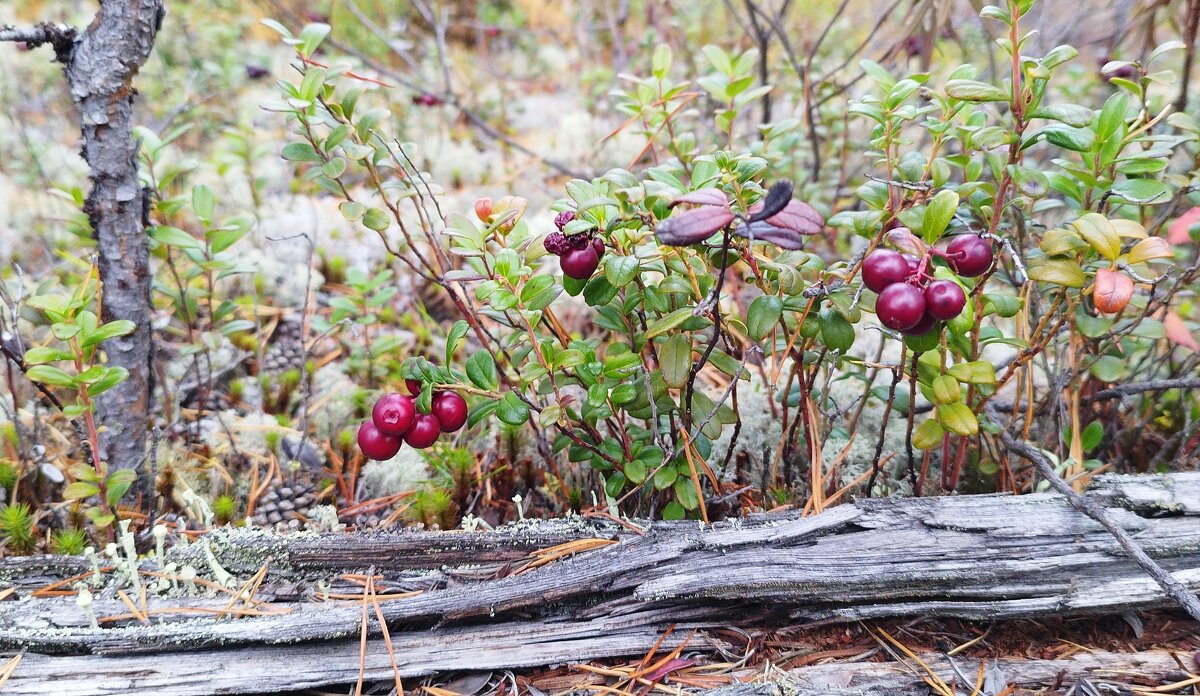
(268, 0, 1200, 520)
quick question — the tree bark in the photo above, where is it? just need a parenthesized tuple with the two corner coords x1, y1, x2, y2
(2, 3, 164, 475)
(70, 1, 164, 473)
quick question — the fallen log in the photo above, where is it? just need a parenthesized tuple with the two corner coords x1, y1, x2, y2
(0, 473, 1195, 695)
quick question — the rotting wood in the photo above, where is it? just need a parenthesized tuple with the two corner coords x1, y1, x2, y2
(0, 473, 1195, 694)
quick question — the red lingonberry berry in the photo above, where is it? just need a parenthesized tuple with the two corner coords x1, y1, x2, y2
(946, 235, 994, 277)
(924, 280, 967, 320)
(358, 421, 402, 460)
(372, 393, 415, 436)
(554, 210, 576, 231)
(405, 378, 423, 396)
(543, 231, 570, 256)
(862, 249, 912, 293)
(404, 413, 441, 449)
(902, 312, 938, 336)
(431, 391, 468, 432)
(592, 237, 605, 260)
(877, 283, 927, 331)
(560, 246, 600, 280)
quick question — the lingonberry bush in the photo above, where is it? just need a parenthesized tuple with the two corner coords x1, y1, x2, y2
(266, 0, 1198, 521)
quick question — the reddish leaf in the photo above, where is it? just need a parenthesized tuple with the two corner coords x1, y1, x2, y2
(1093, 268, 1133, 314)
(655, 207, 735, 246)
(748, 180, 794, 222)
(1168, 207, 1200, 245)
(1164, 310, 1200, 352)
(643, 658, 696, 682)
(886, 226, 926, 257)
(670, 188, 729, 208)
(735, 221, 809, 249)
(761, 200, 823, 235)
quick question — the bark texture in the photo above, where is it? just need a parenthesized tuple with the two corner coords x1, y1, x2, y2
(2, 3, 164, 472)
(69, 1, 164, 471)
(0, 474, 1195, 695)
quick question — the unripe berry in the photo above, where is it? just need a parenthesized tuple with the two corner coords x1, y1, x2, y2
(924, 280, 967, 320)
(431, 392, 468, 432)
(357, 421, 402, 460)
(946, 235, 994, 277)
(862, 249, 911, 293)
(876, 283, 927, 331)
(560, 246, 600, 280)
(404, 413, 441, 449)
(372, 393, 415, 436)
(474, 197, 493, 222)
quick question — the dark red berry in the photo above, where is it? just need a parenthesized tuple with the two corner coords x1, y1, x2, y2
(358, 421, 402, 460)
(904, 254, 920, 275)
(372, 393, 415, 436)
(946, 236, 994, 277)
(560, 246, 600, 280)
(862, 249, 912, 293)
(404, 413, 441, 449)
(405, 379, 423, 396)
(592, 237, 605, 260)
(543, 231, 570, 256)
(431, 392, 468, 432)
(877, 283, 927, 331)
(554, 210, 576, 231)
(924, 280, 967, 320)
(902, 312, 938, 336)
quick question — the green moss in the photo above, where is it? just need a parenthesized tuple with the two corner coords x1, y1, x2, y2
(51, 527, 88, 555)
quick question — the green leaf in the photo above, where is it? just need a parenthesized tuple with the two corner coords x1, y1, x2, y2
(921, 189, 959, 243)
(496, 391, 530, 426)
(1081, 421, 1104, 452)
(819, 309, 855, 352)
(945, 79, 1009, 102)
(22, 347, 73, 365)
(931, 375, 961, 405)
(87, 367, 129, 397)
(362, 207, 391, 231)
(913, 418, 945, 450)
(603, 255, 639, 287)
(1070, 213, 1121, 260)
(746, 295, 783, 341)
(62, 481, 99, 500)
(1027, 259, 1085, 288)
(468, 400, 498, 428)
(660, 334, 693, 389)
(445, 320, 469, 366)
(281, 142, 322, 162)
(26, 365, 75, 387)
(1024, 125, 1095, 152)
(465, 351, 498, 391)
(646, 307, 697, 339)
(936, 402, 979, 436)
(298, 23, 331, 58)
(624, 458, 647, 485)
(1089, 355, 1128, 382)
(149, 226, 203, 250)
(82, 320, 136, 349)
(1029, 103, 1093, 127)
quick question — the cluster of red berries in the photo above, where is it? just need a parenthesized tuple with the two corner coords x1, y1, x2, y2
(863, 235, 994, 334)
(544, 211, 605, 280)
(357, 381, 468, 460)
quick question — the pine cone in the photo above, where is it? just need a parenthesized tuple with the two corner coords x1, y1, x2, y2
(250, 481, 317, 527)
(262, 317, 306, 374)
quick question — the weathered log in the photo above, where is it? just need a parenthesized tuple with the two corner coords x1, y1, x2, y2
(0, 473, 1195, 695)
(705, 649, 1196, 696)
